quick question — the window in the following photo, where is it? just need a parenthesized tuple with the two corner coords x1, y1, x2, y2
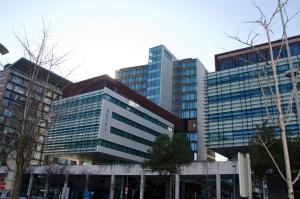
(11, 75, 22, 84)
(182, 93, 196, 101)
(181, 102, 196, 110)
(110, 127, 153, 146)
(190, 143, 197, 151)
(180, 85, 196, 92)
(105, 94, 172, 130)
(176, 77, 196, 84)
(100, 139, 149, 158)
(13, 85, 25, 94)
(181, 110, 197, 119)
(112, 112, 162, 136)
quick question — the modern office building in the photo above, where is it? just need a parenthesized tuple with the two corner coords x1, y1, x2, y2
(45, 75, 182, 163)
(0, 57, 71, 164)
(206, 35, 300, 157)
(116, 45, 177, 112)
(173, 58, 208, 160)
(115, 64, 148, 97)
(116, 45, 208, 160)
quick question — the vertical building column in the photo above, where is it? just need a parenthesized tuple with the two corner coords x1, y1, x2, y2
(44, 174, 49, 198)
(216, 174, 221, 199)
(62, 174, 69, 199)
(175, 174, 180, 199)
(120, 177, 124, 199)
(139, 174, 145, 199)
(110, 175, 115, 199)
(5, 170, 15, 192)
(26, 173, 34, 197)
(85, 174, 89, 192)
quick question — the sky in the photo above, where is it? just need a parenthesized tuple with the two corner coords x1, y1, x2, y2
(1, 0, 300, 82)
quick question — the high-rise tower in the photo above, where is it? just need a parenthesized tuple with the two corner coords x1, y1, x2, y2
(116, 45, 209, 160)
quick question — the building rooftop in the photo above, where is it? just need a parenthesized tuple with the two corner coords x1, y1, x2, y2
(116, 64, 148, 71)
(5, 57, 72, 88)
(63, 74, 183, 130)
(214, 35, 300, 71)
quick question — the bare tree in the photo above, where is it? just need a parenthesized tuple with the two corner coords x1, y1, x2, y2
(0, 21, 73, 199)
(227, 0, 300, 198)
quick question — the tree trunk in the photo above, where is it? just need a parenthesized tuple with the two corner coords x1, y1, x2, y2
(278, 1, 297, 198)
(11, 167, 23, 199)
(266, 27, 295, 199)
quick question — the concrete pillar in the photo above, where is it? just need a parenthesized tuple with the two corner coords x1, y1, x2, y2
(216, 174, 221, 199)
(120, 176, 124, 199)
(85, 174, 89, 192)
(139, 174, 145, 199)
(175, 174, 180, 199)
(110, 175, 115, 199)
(44, 174, 49, 198)
(62, 174, 69, 199)
(65, 188, 70, 199)
(5, 170, 15, 192)
(26, 173, 34, 197)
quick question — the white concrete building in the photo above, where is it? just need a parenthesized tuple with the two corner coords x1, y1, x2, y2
(45, 75, 182, 163)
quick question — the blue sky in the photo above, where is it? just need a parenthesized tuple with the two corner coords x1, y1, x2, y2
(1, 0, 300, 81)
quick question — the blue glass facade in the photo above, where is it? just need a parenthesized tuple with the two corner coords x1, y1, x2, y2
(116, 46, 208, 160)
(172, 59, 200, 155)
(146, 46, 163, 104)
(185, 132, 198, 151)
(216, 41, 300, 71)
(115, 65, 147, 97)
(116, 45, 177, 109)
(173, 59, 198, 119)
(206, 57, 300, 156)
(46, 90, 104, 153)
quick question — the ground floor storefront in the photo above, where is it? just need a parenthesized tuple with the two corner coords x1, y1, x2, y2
(5, 161, 238, 199)
(19, 174, 240, 199)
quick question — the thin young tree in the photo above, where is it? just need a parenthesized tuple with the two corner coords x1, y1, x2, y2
(0, 22, 72, 199)
(142, 133, 193, 199)
(250, 122, 300, 197)
(227, 0, 300, 198)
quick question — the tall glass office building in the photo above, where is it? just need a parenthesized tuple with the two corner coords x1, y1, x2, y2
(115, 65, 147, 97)
(45, 75, 182, 163)
(116, 46, 209, 160)
(146, 45, 176, 111)
(172, 59, 207, 159)
(206, 36, 300, 157)
(173, 59, 198, 119)
(0, 58, 71, 164)
(116, 45, 176, 112)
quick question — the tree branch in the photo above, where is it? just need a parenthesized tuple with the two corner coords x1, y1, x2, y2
(255, 132, 287, 182)
(293, 170, 300, 184)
